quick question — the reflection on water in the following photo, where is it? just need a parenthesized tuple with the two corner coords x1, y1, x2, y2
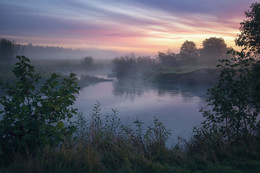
(75, 80, 211, 142)
(113, 80, 146, 101)
(113, 80, 208, 101)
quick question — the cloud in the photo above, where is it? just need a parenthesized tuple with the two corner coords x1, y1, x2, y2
(0, 0, 256, 55)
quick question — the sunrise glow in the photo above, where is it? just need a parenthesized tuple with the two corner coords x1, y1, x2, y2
(0, 0, 256, 56)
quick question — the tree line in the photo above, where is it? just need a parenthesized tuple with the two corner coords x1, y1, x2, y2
(158, 37, 230, 67)
(0, 40, 87, 61)
(113, 37, 230, 79)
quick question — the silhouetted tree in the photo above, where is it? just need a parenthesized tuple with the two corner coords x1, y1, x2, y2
(81, 56, 94, 67)
(157, 51, 179, 67)
(180, 40, 199, 57)
(113, 55, 155, 79)
(236, 2, 260, 54)
(179, 40, 199, 65)
(235, 2, 260, 107)
(201, 2, 260, 144)
(113, 55, 136, 78)
(0, 38, 16, 61)
(200, 37, 227, 65)
(136, 56, 155, 66)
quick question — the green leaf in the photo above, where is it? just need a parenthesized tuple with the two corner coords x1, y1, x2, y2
(57, 121, 64, 129)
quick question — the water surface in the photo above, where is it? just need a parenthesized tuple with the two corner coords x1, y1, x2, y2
(75, 80, 209, 142)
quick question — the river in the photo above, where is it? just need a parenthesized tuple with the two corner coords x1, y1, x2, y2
(75, 79, 210, 143)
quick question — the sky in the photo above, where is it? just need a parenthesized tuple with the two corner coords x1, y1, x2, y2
(0, 0, 256, 57)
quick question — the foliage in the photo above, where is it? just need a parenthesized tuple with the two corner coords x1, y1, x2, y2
(17, 43, 86, 60)
(180, 41, 198, 57)
(64, 102, 174, 172)
(144, 117, 171, 160)
(0, 56, 80, 162)
(236, 2, 260, 54)
(81, 56, 94, 67)
(201, 37, 227, 56)
(156, 37, 229, 69)
(0, 105, 259, 172)
(178, 40, 199, 66)
(157, 51, 180, 67)
(187, 2, 260, 164)
(200, 37, 228, 65)
(251, 60, 260, 108)
(113, 55, 156, 79)
(113, 55, 135, 78)
(75, 102, 171, 160)
(196, 2, 260, 154)
(0, 38, 16, 61)
(201, 50, 259, 143)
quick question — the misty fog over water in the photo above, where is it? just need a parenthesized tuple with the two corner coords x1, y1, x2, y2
(75, 80, 207, 141)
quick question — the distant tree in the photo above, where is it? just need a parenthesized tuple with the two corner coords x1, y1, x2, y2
(179, 40, 199, 65)
(113, 55, 155, 79)
(113, 56, 136, 78)
(157, 51, 179, 67)
(201, 37, 227, 65)
(0, 38, 16, 61)
(136, 56, 155, 66)
(157, 52, 168, 65)
(236, 2, 260, 54)
(202, 37, 227, 55)
(180, 40, 199, 57)
(82, 56, 94, 67)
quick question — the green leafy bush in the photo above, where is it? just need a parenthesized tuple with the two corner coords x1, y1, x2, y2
(0, 56, 80, 162)
(188, 2, 260, 161)
(202, 50, 259, 143)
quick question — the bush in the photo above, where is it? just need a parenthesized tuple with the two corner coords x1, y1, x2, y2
(0, 56, 80, 163)
(197, 2, 260, 147)
(202, 50, 259, 144)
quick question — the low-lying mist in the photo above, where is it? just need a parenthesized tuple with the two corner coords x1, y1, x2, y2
(0, 37, 232, 88)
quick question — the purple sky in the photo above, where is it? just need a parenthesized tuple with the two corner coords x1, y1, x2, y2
(0, 0, 256, 56)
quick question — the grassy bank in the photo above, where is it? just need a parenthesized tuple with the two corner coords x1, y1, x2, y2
(0, 108, 259, 173)
(154, 68, 220, 85)
(1, 148, 259, 173)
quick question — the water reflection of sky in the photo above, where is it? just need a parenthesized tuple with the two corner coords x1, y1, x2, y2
(75, 80, 208, 143)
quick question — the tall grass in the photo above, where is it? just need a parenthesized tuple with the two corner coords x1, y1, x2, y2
(1, 102, 259, 173)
